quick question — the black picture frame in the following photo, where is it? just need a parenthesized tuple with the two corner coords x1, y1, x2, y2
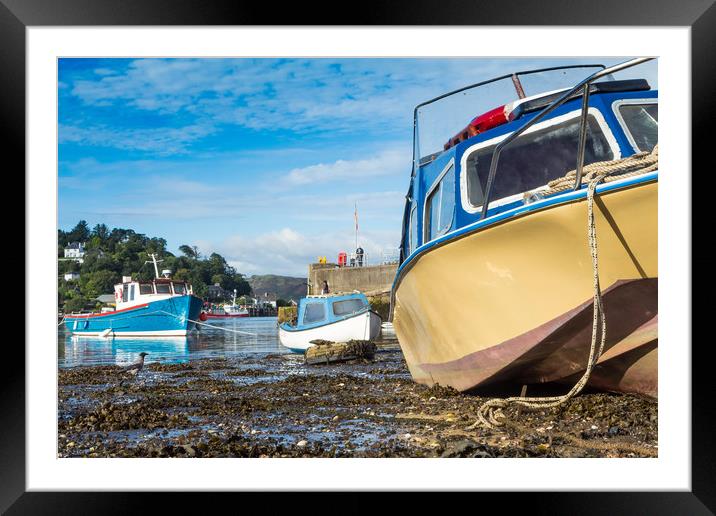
(6, 0, 709, 512)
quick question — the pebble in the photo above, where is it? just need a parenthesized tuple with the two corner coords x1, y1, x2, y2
(296, 440, 307, 447)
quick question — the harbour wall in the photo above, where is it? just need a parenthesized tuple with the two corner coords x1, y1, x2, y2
(307, 262, 398, 296)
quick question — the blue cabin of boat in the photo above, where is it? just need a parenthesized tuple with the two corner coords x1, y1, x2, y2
(281, 293, 371, 332)
(398, 63, 658, 269)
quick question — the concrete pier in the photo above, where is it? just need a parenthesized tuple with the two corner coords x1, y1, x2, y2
(307, 262, 398, 296)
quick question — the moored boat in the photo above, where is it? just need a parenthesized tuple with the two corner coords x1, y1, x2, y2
(64, 254, 203, 337)
(203, 289, 249, 318)
(391, 59, 658, 397)
(279, 292, 382, 353)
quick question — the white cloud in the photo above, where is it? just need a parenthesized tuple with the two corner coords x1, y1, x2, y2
(219, 227, 400, 277)
(61, 58, 505, 149)
(285, 149, 406, 185)
(59, 123, 216, 155)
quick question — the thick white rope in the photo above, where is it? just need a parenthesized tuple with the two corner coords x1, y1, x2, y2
(152, 309, 257, 336)
(187, 318, 257, 336)
(469, 170, 610, 430)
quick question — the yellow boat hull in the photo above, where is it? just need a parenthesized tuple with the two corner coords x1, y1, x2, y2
(392, 179, 658, 397)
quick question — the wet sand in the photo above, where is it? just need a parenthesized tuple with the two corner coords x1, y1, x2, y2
(58, 346, 657, 458)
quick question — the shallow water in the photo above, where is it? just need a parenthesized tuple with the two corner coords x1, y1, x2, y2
(58, 317, 288, 368)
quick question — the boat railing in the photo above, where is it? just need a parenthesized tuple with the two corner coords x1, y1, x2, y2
(348, 251, 368, 267)
(412, 64, 607, 171)
(480, 57, 654, 220)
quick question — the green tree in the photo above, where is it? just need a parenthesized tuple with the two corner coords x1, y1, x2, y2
(67, 220, 90, 243)
(91, 223, 109, 242)
(80, 270, 119, 298)
(57, 222, 254, 309)
(179, 245, 199, 259)
(63, 293, 87, 313)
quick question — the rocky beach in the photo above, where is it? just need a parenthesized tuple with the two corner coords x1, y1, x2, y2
(58, 345, 658, 458)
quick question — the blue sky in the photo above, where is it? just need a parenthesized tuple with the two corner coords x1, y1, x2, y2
(58, 57, 657, 276)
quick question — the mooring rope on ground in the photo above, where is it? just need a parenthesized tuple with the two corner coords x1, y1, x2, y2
(469, 146, 658, 430)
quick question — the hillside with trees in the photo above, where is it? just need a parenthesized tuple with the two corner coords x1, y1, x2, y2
(58, 220, 251, 313)
(246, 274, 307, 303)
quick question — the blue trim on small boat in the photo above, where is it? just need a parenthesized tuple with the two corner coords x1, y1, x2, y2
(392, 171, 658, 293)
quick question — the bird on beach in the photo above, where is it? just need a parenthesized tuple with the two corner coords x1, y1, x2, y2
(119, 352, 148, 386)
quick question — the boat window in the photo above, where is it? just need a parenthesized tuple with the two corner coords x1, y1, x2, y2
(173, 282, 186, 295)
(617, 103, 658, 152)
(122, 285, 128, 303)
(139, 283, 153, 295)
(408, 204, 418, 254)
(129, 284, 135, 301)
(425, 163, 455, 242)
(155, 282, 171, 294)
(303, 303, 326, 324)
(465, 114, 614, 209)
(333, 298, 366, 316)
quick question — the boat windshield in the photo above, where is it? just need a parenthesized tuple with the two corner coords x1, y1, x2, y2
(173, 282, 187, 295)
(414, 65, 608, 164)
(155, 282, 171, 294)
(332, 298, 367, 316)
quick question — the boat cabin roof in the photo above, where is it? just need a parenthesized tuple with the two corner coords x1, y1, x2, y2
(289, 292, 370, 331)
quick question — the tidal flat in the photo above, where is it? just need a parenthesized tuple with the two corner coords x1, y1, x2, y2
(58, 346, 657, 458)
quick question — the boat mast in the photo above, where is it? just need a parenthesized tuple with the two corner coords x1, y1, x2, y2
(146, 253, 163, 279)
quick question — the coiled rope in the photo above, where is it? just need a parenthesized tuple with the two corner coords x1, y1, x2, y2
(542, 144, 658, 196)
(469, 146, 658, 430)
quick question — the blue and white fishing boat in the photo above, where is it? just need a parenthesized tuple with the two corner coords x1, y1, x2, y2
(279, 292, 382, 352)
(391, 58, 658, 396)
(64, 254, 203, 337)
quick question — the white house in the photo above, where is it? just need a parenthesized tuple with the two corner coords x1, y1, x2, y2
(63, 271, 80, 281)
(64, 242, 86, 262)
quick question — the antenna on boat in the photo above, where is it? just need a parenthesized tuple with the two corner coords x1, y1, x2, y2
(354, 202, 359, 250)
(145, 253, 163, 279)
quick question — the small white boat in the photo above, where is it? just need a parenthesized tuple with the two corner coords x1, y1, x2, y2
(278, 293, 382, 352)
(204, 290, 249, 318)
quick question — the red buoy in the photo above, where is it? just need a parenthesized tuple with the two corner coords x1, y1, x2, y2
(199, 312, 208, 321)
